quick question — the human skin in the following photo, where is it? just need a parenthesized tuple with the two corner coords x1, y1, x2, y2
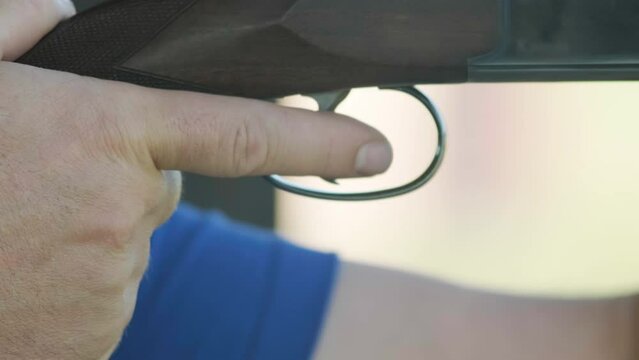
(0, 1, 391, 358)
(315, 263, 639, 360)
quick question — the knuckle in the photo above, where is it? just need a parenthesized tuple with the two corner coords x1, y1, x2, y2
(230, 116, 270, 176)
(154, 171, 182, 223)
(139, 172, 169, 209)
(81, 260, 129, 295)
(40, 78, 120, 153)
(140, 170, 181, 225)
(70, 79, 149, 164)
(82, 211, 138, 253)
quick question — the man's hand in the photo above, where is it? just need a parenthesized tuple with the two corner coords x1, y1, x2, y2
(0, 1, 392, 359)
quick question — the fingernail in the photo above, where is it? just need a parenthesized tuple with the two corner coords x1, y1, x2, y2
(54, 0, 76, 19)
(355, 141, 393, 176)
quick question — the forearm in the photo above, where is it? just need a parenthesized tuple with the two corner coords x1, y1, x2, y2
(314, 262, 639, 360)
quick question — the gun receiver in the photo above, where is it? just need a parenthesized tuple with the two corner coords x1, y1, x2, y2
(471, 0, 639, 81)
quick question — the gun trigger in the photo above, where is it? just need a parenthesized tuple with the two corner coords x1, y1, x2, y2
(321, 177, 340, 185)
(308, 89, 351, 112)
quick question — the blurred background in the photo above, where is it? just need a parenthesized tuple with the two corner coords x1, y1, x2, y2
(276, 83, 639, 298)
(183, 82, 639, 299)
(74, 0, 639, 300)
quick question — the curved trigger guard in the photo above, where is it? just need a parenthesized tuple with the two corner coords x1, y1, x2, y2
(266, 86, 447, 201)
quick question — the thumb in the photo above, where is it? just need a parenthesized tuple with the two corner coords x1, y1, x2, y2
(0, 0, 75, 61)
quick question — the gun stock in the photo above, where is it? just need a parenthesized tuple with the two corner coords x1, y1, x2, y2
(17, 0, 501, 98)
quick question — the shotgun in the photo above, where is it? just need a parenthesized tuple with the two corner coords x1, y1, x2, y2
(17, 0, 639, 200)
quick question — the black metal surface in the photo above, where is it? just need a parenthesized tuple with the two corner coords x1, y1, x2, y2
(470, 0, 639, 81)
(73, 0, 109, 12)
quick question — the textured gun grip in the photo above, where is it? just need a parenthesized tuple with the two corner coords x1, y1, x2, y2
(17, 0, 197, 88)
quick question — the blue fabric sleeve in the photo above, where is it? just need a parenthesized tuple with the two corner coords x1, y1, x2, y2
(110, 204, 339, 360)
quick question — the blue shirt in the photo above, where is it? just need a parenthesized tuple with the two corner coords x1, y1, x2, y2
(110, 204, 338, 360)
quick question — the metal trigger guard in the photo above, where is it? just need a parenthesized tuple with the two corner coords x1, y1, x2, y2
(266, 86, 447, 201)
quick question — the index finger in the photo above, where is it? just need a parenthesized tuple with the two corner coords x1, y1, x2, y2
(119, 82, 393, 179)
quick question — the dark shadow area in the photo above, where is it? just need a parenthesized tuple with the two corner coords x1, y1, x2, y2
(74, 0, 106, 12)
(182, 174, 275, 229)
